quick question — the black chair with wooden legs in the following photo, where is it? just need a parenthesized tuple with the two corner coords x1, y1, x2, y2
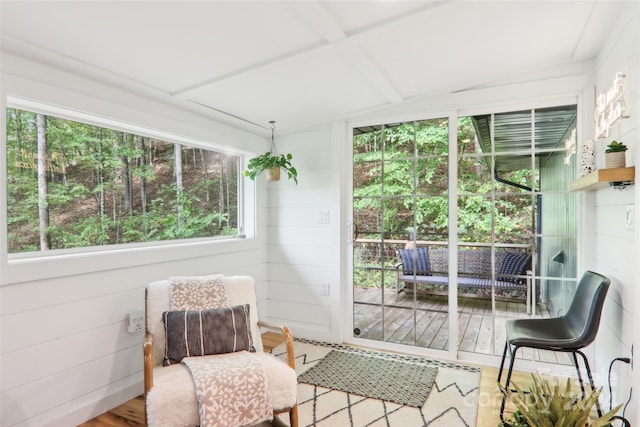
(497, 271, 610, 424)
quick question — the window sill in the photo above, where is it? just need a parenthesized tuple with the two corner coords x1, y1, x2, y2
(4, 237, 259, 285)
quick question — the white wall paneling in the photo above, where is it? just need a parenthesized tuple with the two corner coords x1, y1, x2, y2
(2, 2, 640, 425)
(0, 54, 268, 426)
(589, 2, 639, 421)
(262, 126, 340, 340)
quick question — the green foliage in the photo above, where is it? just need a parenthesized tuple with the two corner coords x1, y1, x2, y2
(243, 151, 298, 184)
(353, 264, 398, 289)
(499, 410, 530, 427)
(353, 117, 533, 244)
(5, 108, 239, 253)
(505, 373, 622, 427)
(605, 140, 627, 153)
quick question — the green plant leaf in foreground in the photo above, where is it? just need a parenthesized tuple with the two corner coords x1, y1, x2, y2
(506, 373, 622, 427)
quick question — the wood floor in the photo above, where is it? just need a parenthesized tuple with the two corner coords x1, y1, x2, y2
(354, 286, 572, 365)
(80, 332, 532, 427)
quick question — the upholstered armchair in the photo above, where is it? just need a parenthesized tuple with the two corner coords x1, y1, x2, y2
(144, 275, 298, 427)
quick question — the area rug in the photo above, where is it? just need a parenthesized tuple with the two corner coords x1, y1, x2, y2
(298, 349, 437, 407)
(270, 339, 480, 427)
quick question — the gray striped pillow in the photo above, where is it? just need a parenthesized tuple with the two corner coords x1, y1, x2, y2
(162, 304, 254, 365)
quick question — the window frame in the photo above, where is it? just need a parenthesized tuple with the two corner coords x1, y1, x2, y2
(3, 97, 259, 282)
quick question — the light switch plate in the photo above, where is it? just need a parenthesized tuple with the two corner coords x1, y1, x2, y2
(626, 205, 634, 230)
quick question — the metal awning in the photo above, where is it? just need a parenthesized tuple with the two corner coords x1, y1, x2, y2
(472, 105, 577, 174)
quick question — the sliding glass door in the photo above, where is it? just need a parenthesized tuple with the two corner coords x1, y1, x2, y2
(350, 104, 578, 365)
(351, 117, 452, 352)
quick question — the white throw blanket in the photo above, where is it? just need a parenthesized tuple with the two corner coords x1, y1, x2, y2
(182, 351, 273, 427)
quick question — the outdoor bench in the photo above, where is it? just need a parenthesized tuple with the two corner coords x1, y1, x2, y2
(395, 247, 536, 314)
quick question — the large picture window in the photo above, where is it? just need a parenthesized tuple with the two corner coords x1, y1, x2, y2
(6, 107, 240, 254)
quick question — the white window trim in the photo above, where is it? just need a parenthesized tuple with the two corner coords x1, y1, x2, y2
(3, 97, 259, 284)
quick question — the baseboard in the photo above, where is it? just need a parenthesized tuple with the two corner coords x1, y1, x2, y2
(262, 316, 336, 343)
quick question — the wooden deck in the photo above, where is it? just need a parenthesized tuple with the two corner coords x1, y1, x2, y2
(354, 286, 572, 365)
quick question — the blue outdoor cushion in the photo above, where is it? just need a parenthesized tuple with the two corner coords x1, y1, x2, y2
(498, 252, 532, 284)
(398, 247, 431, 276)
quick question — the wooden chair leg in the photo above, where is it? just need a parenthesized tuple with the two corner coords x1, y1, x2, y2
(289, 404, 298, 427)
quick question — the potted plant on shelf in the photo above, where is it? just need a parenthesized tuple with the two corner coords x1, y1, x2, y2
(500, 373, 621, 427)
(604, 140, 627, 169)
(243, 121, 298, 184)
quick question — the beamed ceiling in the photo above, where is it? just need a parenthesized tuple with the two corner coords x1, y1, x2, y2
(0, 1, 629, 136)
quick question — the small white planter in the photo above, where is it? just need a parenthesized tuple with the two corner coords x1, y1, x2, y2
(605, 151, 626, 169)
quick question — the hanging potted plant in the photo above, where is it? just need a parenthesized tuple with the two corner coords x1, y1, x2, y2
(243, 121, 298, 184)
(604, 140, 627, 169)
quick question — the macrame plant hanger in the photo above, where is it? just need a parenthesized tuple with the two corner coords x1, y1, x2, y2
(266, 121, 281, 181)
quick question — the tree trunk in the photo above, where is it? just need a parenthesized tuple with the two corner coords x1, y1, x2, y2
(36, 113, 50, 250)
(199, 149, 210, 203)
(139, 136, 147, 215)
(120, 132, 132, 212)
(174, 143, 183, 190)
(174, 144, 183, 231)
(218, 155, 224, 228)
(14, 110, 24, 174)
(225, 157, 231, 222)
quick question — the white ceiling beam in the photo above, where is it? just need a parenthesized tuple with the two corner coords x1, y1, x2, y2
(287, 1, 346, 43)
(289, 1, 403, 104)
(335, 42, 404, 104)
(171, 1, 452, 102)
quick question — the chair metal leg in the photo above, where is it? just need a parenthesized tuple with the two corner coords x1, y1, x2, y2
(571, 352, 587, 396)
(497, 341, 509, 384)
(526, 274, 531, 315)
(499, 343, 520, 423)
(575, 350, 603, 418)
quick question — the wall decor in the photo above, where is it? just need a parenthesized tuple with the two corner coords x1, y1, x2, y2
(595, 72, 628, 139)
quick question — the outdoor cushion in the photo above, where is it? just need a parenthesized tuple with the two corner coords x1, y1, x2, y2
(498, 252, 532, 284)
(398, 247, 431, 276)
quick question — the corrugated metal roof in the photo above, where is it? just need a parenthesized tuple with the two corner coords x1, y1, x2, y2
(472, 105, 577, 173)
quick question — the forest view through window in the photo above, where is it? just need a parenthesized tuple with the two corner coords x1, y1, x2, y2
(6, 107, 240, 254)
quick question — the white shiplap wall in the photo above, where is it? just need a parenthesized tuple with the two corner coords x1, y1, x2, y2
(262, 126, 343, 342)
(2, 3, 639, 425)
(0, 54, 269, 426)
(588, 3, 638, 422)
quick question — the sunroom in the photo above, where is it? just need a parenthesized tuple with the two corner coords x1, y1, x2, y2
(1, 1, 638, 426)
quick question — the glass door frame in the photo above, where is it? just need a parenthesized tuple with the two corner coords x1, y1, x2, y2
(344, 110, 459, 362)
(344, 96, 581, 372)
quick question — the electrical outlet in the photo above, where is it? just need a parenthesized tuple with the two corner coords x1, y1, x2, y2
(320, 282, 330, 296)
(127, 311, 144, 334)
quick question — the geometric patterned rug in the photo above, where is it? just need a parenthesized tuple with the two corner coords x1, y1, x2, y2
(298, 350, 438, 407)
(270, 339, 480, 427)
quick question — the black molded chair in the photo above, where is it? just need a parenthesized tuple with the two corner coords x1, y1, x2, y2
(497, 270, 610, 422)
